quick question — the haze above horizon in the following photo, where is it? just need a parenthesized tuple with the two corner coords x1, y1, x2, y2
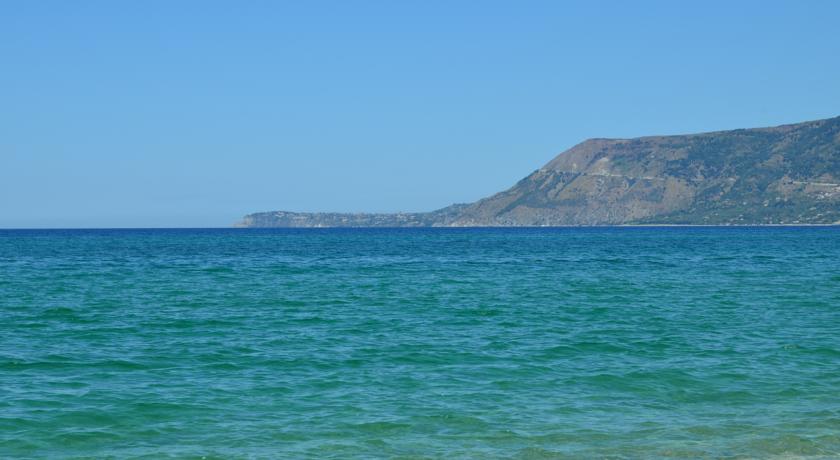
(3, 1, 840, 228)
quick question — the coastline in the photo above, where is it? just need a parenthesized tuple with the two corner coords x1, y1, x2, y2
(232, 222, 840, 229)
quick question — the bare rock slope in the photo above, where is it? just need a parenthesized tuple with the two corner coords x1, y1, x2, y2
(239, 116, 840, 227)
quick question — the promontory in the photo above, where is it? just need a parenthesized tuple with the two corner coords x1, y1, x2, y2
(238, 116, 840, 227)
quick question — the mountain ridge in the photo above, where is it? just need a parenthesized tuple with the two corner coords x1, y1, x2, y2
(238, 116, 840, 227)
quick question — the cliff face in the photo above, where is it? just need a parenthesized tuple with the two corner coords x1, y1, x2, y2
(239, 116, 840, 227)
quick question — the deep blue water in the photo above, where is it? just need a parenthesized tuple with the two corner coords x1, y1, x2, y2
(1, 227, 839, 459)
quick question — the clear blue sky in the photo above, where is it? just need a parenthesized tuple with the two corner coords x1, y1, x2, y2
(2, 1, 839, 228)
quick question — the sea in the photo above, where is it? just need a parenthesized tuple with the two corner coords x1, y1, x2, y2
(1, 227, 839, 459)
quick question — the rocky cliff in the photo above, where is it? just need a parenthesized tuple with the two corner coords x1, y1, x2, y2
(239, 116, 840, 226)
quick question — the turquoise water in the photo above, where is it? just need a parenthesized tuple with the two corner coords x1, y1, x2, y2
(1, 228, 839, 459)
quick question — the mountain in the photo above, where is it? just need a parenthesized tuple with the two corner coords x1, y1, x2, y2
(238, 116, 840, 227)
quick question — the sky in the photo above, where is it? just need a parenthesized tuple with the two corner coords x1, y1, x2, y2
(2, 1, 839, 228)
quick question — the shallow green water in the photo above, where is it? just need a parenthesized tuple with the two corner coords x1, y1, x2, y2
(1, 228, 839, 459)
